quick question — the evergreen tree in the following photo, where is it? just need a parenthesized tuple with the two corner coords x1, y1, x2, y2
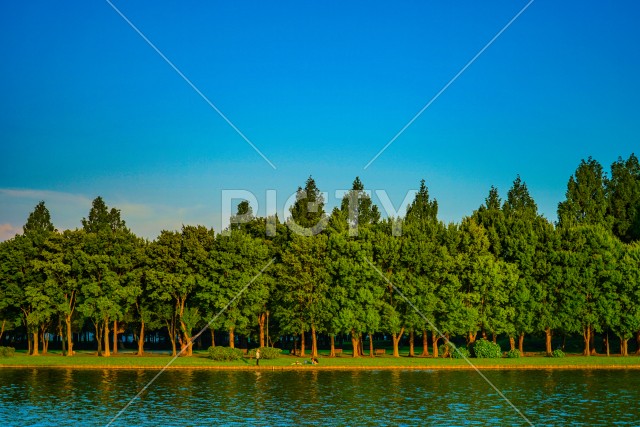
(23, 201, 56, 237)
(606, 153, 640, 242)
(289, 176, 326, 235)
(340, 177, 380, 235)
(405, 179, 438, 224)
(558, 157, 608, 228)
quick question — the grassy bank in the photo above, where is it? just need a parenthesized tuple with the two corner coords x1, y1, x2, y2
(2, 349, 640, 370)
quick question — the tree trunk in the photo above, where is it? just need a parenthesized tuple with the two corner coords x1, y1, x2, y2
(443, 334, 452, 358)
(408, 330, 415, 357)
(583, 325, 591, 356)
(604, 331, 610, 357)
(369, 333, 374, 357)
(518, 332, 525, 354)
(391, 328, 405, 358)
(59, 321, 67, 356)
(620, 336, 628, 356)
(636, 331, 640, 355)
(95, 321, 103, 356)
(350, 330, 360, 358)
(103, 320, 111, 357)
(112, 320, 118, 355)
(166, 320, 177, 356)
(65, 316, 73, 356)
(229, 327, 235, 349)
(421, 330, 429, 356)
(31, 331, 39, 356)
(509, 336, 516, 351)
(41, 326, 49, 355)
(467, 331, 477, 344)
(432, 331, 440, 358)
(492, 333, 497, 344)
(137, 320, 145, 356)
(300, 330, 306, 357)
(258, 313, 266, 348)
(590, 329, 597, 355)
(209, 328, 215, 348)
(40, 328, 45, 355)
(545, 328, 553, 356)
(311, 324, 318, 358)
(180, 320, 193, 356)
(0, 319, 5, 342)
(330, 335, 335, 357)
(359, 334, 365, 356)
(40, 329, 46, 355)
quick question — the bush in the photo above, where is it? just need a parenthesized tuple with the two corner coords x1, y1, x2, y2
(507, 349, 521, 359)
(550, 349, 565, 358)
(0, 346, 15, 357)
(438, 344, 447, 358)
(248, 347, 282, 360)
(451, 347, 471, 359)
(208, 346, 244, 361)
(437, 342, 468, 358)
(473, 339, 502, 358)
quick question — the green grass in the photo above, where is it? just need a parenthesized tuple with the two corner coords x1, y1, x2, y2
(1, 348, 640, 370)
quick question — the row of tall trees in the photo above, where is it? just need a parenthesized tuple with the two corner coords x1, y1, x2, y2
(1, 154, 639, 358)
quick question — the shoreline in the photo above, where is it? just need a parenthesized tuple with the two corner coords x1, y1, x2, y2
(3, 363, 640, 371)
(3, 351, 640, 371)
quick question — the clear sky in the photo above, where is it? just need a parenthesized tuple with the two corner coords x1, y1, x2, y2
(1, 1, 639, 240)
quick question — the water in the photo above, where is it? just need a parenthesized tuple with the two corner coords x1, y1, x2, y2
(1, 368, 639, 426)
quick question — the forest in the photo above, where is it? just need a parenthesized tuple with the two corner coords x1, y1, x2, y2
(1, 154, 639, 359)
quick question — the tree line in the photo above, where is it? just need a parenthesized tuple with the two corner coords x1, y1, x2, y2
(1, 154, 639, 358)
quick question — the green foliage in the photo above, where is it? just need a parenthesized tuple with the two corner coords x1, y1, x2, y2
(438, 344, 450, 358)
(437, 342, 468, 358)
(208, 346, 244, 361)
(606, 154, 640, 243)
(23, 201, 55, 237)
(507, 349, 521, 358)
(405, 179, 438, 224)
(248, 347, 282, 359)
(0, 346, 16, 357)
(2, 159, 640, 360)
(473, 339, 502, 358)
(551, 349, 565, 358)
(289, 176, 326, 234)
(451, 346, 471, 359)
(340, 176, 381, 230)
(558, 157, 608, 228)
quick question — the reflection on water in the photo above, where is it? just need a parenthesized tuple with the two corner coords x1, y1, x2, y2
(0, 368, 639, 426)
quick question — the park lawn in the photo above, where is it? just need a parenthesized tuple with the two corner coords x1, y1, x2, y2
(1, 349, 640, 370)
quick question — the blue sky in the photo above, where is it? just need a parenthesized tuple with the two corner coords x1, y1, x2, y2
(1, 1, 639, 240)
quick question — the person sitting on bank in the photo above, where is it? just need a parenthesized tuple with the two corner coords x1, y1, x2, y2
(311, 356, 318, 365)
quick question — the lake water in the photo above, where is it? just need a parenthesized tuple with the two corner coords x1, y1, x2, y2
(1, 368, 639, 426)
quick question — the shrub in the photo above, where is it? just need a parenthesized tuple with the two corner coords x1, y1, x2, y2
(507, 349, 521, 359)
(208, 346, 244, 361)
(550, 349, 565, 358)
(451, 347, 471, 359)
(0, 346, 15, 357)
(473, 339, 502, 358)
(248, 347, 282, 359)
(438, 344, 448, 358)
(437, 342, 468, 358)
